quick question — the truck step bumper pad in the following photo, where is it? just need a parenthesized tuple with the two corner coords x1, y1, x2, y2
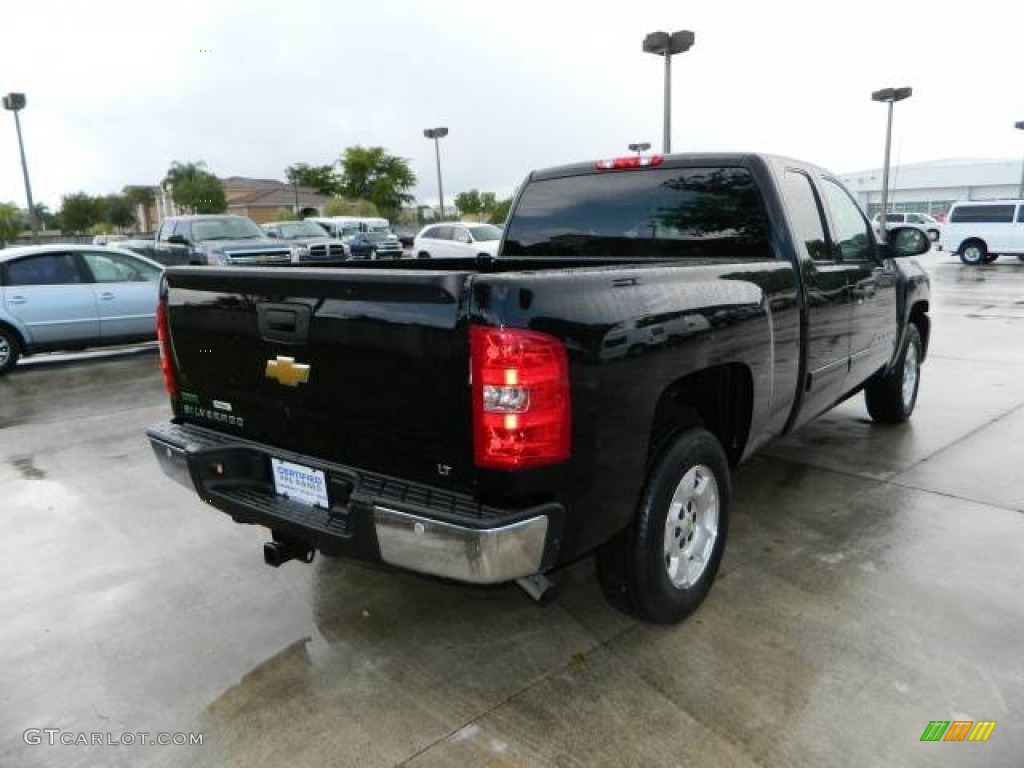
(374, 506, 548, 584)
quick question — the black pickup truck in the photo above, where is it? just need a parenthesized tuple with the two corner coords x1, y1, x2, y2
(147, 153, 931, 623)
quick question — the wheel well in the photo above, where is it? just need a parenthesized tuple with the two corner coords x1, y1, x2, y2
(910, 301, 930, 359)
(648, 363, 753, 468)
(0, 321, 27, 354)
(959, 237, 986, 252)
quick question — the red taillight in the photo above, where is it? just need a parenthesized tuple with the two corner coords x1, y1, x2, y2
(595, 155, 664, 170)
(470, 325, 571, 470)
(156, 299, 178, 399)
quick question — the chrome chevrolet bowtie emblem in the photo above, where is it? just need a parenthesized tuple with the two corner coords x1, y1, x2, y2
(265, 356, 310, 386)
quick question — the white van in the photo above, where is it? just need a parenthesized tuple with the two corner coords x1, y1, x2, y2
(939, 200, 1024, 265)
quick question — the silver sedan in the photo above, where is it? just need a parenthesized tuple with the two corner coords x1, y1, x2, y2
(0, 243, 163, 374)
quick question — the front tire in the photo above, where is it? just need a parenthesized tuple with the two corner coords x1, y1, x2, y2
(959, 240, 987, 265)
(0, 326, 22, 374)
(597, 427, 730, 624)
(865, 324, 922, 424)
(417, 251, 430, 259)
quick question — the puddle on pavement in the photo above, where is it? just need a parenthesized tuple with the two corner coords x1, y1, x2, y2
(11, 456, 46, 479)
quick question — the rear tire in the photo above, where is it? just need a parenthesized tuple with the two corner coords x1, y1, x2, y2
(865, 324, 922, 424)
(0, 326, 21, 374)
(597, 427, 730, 624)
(417, 251, 430, 259)
(959, 240, 987, 265)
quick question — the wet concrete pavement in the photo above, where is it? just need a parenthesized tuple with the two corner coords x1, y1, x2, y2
(1, 249, 1021, 767)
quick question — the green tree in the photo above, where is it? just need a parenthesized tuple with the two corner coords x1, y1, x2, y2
(489, 197, 514, 225)
(122, 185, 155, 208)
(455, 190, 501, 221)
(60, 192, 103, 234)
(454, 189, 483, 217)
(338, 146, 415, 219)
(285, 163, 341, 196)
(31, 203, 58, 230)
(162, 161, 227, 214)
(104, 194, 136, 231)
(0, 202, 25, 246)
(479, 192, 497, 216)
(323, 198, 379, 217)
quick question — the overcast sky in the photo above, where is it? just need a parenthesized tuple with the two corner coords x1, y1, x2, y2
(1, 0, 1021, 211)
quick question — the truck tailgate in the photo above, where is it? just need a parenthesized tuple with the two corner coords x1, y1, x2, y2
(163, 267, 474, 490)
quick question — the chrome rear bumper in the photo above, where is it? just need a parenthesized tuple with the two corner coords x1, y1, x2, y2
(146, 421, 559, 584)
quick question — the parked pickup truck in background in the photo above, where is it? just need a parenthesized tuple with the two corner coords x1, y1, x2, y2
(153, 214, 295, 266)
(147, 152, 932, 623)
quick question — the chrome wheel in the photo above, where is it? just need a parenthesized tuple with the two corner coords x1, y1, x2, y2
(960, 243, 985, 264)
(901, 337, 919, 409)
(663, 464, 720, 589)
(0, 336, 9, 367)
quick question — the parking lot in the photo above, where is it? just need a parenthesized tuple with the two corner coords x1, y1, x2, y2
(1, 249, 1021, 767)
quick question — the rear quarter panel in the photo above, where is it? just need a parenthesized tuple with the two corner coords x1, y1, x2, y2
(470, 261, 801, 561)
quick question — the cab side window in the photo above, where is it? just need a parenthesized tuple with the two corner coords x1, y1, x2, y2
(821, 179, 874, 262)
(783, 170, 830, 262)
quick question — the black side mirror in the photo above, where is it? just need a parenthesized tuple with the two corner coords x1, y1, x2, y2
(886, 226, 930, 257)
(166, 234, 187, 245)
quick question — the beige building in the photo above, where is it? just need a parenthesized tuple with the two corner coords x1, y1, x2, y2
(132, 176, 332, 231)
(221, 177, 329, 224)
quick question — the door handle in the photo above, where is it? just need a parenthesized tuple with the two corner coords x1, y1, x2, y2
(8, 295, 27, 304)
(99, 292, 116, 300)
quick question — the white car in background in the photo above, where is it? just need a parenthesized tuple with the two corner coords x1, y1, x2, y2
(871, 212, 941, 242)
(939, 199, 1024, 265)
(413, 222, 503, 258)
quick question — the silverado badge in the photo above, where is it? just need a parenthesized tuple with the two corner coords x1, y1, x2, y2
(265, 356, 311, 387)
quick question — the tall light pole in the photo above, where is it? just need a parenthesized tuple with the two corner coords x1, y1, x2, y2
(423, 127, 448, 220)
(642, 30, 694, 154)
(1015, 121, 1024, 198)
(628, 142, 651, 157)
(871, 86, 912, 225)
(3, 92, 39, 243)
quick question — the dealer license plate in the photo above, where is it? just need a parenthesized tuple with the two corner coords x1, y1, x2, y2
(271, 458, 329, 508)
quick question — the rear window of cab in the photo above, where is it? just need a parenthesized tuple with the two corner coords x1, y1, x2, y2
(503, 166, 773, 260)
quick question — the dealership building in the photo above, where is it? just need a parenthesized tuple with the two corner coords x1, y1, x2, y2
(838, 158, 1024, 218)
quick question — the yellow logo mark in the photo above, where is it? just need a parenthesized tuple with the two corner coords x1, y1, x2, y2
(265, 356, 310, 387)
(968, 721, 997, 742)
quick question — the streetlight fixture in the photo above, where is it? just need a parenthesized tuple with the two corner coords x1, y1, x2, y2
(1015, 121, 1024, 198)
(423, 127, 448, 220)
(871, 86, 912, 226)
(628, 142, 651, 157)
(642, 30, 695, 154)
(3, 92, 39, 243)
